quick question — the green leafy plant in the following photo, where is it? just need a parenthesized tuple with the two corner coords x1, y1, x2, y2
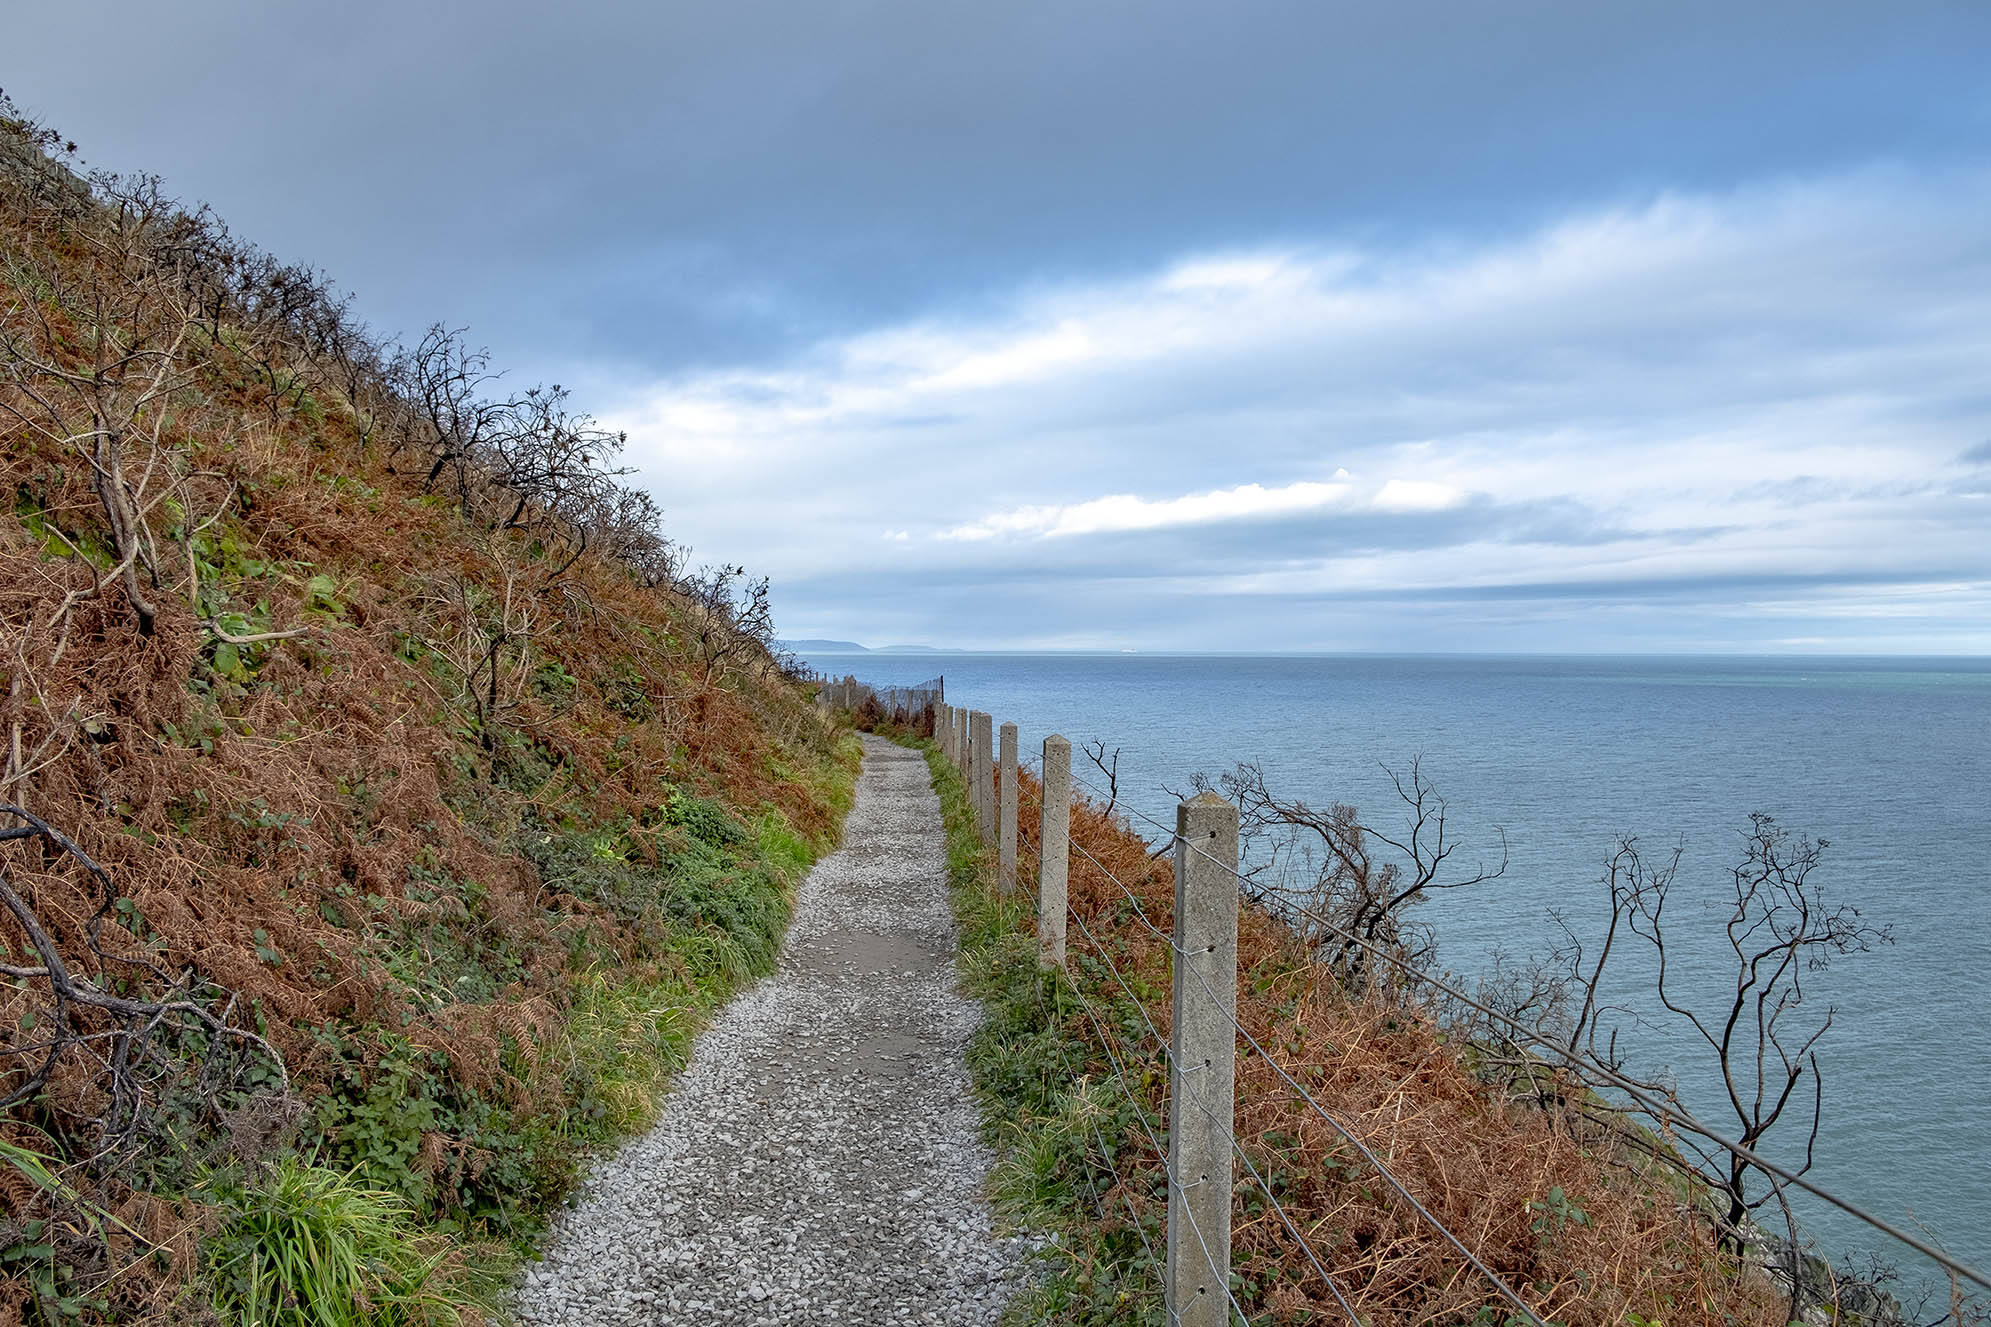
(1530, 1185, 1590, 1239)
(0, 1139, 110, 1321)
(312, 1038, 440, 1209)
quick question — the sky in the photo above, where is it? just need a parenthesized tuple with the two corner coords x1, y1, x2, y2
(8, 2, 1990, 652)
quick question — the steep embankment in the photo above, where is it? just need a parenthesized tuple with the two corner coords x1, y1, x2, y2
(0, 105, 855, 1324)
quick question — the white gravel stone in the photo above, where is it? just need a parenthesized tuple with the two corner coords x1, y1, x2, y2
(516, 736, 1027, 1325)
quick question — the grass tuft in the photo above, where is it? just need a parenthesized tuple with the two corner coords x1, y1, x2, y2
(202, 1158, 460, 1327)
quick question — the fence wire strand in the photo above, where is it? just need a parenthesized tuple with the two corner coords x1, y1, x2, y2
(1060, 763, 1991, 1295)
(947, 738, 1187, 1317)
(965, 734, 1537, 1320)
(1065, 903, 1258, 1325)
(1035, 929, 1173, 1314)
(946, 728, 1988, 1317)
(1065, 813, 1545, 1324)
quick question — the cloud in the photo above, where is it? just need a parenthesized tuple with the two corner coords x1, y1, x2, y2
(597, 167, 1991, 650)
(613, 168, 1990, 451)
(15, 0, 1987, 379)
(932, 471, 1478, 542)
(1373, 480, 1468, 513)
(936, 477, 1357, 541)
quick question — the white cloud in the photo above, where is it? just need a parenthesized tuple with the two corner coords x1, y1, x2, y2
(1372, 479, 1468, 512)
(600, 167, 1991, 650)
(935, 470, 1474, 541)
(937, 478, 1355, 541)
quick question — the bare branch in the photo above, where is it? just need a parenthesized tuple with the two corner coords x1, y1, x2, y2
(1081, 739, 1121, 815)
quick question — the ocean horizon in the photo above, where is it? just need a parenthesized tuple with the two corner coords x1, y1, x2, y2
(793, 644, 1991, 658)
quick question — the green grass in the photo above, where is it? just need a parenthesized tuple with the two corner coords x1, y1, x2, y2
(551, 966, 698, 1139)
(194, 732, 865, 1325)
(899, 734, 1167, 1326)
(202, 1158, 461, 1327)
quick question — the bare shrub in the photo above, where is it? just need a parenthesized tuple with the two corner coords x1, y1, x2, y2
(0, 170, 207, 636)
(0, 804, 289, 1159)
(1574, 819, 1891, 1258)
(1002, 763, 1788, 1327)
(1194, 757, 1507, 996)
(678, 563, 775, 685)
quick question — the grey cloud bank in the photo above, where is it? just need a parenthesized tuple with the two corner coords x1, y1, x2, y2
(8, 1, 1988, 651)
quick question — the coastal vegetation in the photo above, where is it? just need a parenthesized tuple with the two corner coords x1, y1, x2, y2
(1199, 761, 1893, 1271)
(0, 98, 855, 1323)
(904, 716, 1936, 1326)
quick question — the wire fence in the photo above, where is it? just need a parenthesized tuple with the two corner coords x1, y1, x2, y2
(911, 691, 1989, 1326)
(1063, 832, 1542, 1324)
(1064, 881, 1370, 1324)
(922, 697, 1556, 1327)
(1056, 762, 1991, 1300)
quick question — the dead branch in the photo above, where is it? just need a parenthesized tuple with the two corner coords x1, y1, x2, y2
(1081, 739, 1121, 815)
(0, 804, 290, 1159)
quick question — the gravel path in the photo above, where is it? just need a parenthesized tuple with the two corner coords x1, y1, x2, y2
(518, 735, 1026, 1325)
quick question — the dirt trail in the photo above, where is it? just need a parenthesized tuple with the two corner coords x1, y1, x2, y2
(518, 735, 1024, 1325)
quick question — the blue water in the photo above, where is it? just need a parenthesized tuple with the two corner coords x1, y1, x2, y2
(806, 652, 1991, 1278)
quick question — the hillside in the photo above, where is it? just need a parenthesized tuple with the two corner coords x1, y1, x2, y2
(0, 102, 855, 1324)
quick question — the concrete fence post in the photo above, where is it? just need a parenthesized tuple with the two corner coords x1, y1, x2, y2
(1167, 790, 1240, 1327)
(969, 712, 984, 825)
(961, 710, 975, 806)
(980, 714, 997, 845)
(998, 722, 1018, 893)
(971, 711, 994, 844)
(1038, 735, 1069, 967)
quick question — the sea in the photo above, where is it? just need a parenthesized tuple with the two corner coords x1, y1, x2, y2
(799, 651, 1991, 1282)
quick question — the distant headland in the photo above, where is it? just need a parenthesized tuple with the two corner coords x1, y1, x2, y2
(782, 639, 965, 654)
